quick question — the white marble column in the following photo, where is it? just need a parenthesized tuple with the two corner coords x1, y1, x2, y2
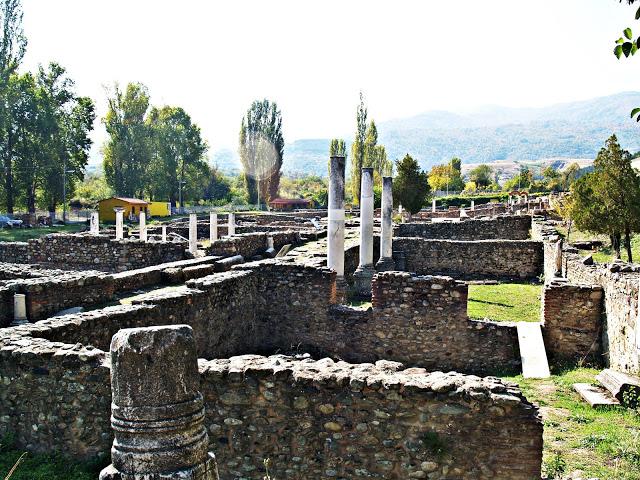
(90, 212, 100, 235)
(11, 294, 27, 326)
(432, 198, 436, 213)
(228, 213, 236, 236)
(115, 208, 124, 241)
(353, 167, 375, 296)
(471, 200, 475, 211)
(327, 155, 346, 279)
(209, 212, 218, 243)
(139, 212, 147, 242)
(161, 225, 167, 242)
(189, 213, 198, 254)
(376, 176, 395, 271)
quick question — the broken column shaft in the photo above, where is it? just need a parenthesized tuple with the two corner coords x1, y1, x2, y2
(189, 213, 198, 254)
(209, 212, 218, 243)
(376, 176, 395, 271)
(353, 167, 375, 296)
(327, 155, 346, 281)
(99, 325, 218, 480)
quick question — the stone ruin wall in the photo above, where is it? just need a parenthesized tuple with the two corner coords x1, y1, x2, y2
(534, 217, 640, 375)
(409, 203, 508, 220)
(0, 241, 28, 263)
(207, 231, 300, 258)
(201, 355, 542, 480)
(395, 214, 531, 240)
(542, 279, 604, 362)
(393, 238, 544, 280)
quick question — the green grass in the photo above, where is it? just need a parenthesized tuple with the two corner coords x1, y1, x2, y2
(503, 366, 640, 479)
(0, 224, 85, 242)
(467, 283, 542, 322)
(0, 435, 106, 479)
(557, 226, 640, 264)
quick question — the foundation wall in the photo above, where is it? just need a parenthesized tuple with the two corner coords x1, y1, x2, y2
(395, 215, 531, 240)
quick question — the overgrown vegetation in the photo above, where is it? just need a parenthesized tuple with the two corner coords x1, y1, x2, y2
(503, 366, 640, 480)
(467, 283, 542, 323)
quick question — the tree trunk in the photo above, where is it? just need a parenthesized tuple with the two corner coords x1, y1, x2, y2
(624, 226, 633, 263)
(3, 133, 14, 214)
(27, 185, 36, 214)
(611, 233, 621, 259)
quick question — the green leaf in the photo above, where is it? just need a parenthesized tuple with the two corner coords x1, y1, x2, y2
(625, 28, 633, 40)
(630, 108, 640, 120)
(637, 37, 640, 49)
(615, 44, 624, 59)
(622, 42, 633, 57)
(635, 6, 640, 20)
(617, 37, 625, 44)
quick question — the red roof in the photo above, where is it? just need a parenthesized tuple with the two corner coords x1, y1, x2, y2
(100, 197, 149, 205)
(269, 198, 312, 205)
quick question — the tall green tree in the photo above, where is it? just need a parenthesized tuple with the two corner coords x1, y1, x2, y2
(238, 99, 284, 206)
(393, 153, 430, 214)
(350, 91, 367, 205)
(103, 82, 151, 198)
(146, 105, 208, 206)
(0, 0, 26, 213)
(329, 138, 347, 157)
(570, 135, 640, 261)
(468, 164, 493, 188)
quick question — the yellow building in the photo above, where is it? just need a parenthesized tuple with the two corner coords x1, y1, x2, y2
(98, 197, 149, 222)
(148, 201, 172, 217)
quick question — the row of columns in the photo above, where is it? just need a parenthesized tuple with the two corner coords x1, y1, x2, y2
(327, 157, 395, 297)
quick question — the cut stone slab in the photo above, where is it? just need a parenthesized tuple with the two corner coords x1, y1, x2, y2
(574, 383, 620, 407)
(596, 368, 640, 403)
(276, 244, 292, 257)
(517, 322, 551, 379)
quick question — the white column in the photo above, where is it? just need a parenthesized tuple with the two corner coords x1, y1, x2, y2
(139, 212, 147, 242)
(432, 198, 436, 213)
(228, 213, 236, 236)
(189, 213, 198, 254)
(12, 293, 27, 325)
(161, 225, 167, 242)
(376, 176, 395, 271)
(115, 208, 124, 241)
(471, 200, 475, 211)
(209, 212, 218, 243)
(90, 212, 100, 235)
(353, 168, 375, 296)
(327, 155, 346, 279)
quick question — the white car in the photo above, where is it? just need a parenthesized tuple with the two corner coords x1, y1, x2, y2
(0, 215, 23, 228)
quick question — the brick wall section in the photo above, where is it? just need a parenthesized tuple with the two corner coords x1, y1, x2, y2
(395, 215, 531, 240)
(207, 231, 300, 258)
(200, 355, 542, 480)
(542, 280, 604, 361)
(534, 217, 639, 374)
(393, 238, 544, 280)
(0, 241, 28, 263)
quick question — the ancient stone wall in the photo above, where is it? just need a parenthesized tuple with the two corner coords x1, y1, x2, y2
(395, 215, 531, 240)
(207, 231, 300, 258)
(200, 355, 542, 480)
(0, 286, 11, 327)
(410, 203, 508, 220)
(393, 238, 544, 280)
(0, 241, 29, 263)
(542, 279, 603, 362)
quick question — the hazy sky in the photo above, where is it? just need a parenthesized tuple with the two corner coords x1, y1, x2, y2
(20, 0, 640, 162)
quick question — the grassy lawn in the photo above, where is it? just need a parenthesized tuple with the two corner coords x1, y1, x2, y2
(503, 366, 640, 479)
(0, 224, 85, 242)
(0, 435, 105, 480)
(557, 225, 640, 264)
(467, 282, 542, 322)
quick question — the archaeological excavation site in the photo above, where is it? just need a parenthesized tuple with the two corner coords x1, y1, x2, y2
(1, 161, 639, 480)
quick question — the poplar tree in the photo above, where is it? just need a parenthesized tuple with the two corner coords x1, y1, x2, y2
(350, 92, 367, 205)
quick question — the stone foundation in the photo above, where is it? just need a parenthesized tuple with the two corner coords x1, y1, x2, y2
(395, 215, 531, 240)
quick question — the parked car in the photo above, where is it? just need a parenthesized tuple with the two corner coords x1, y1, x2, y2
(0, 215, 24, 228)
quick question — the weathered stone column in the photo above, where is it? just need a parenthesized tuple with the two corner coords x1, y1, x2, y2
(99, 325, 218, 480)
(189, 213, 198, 254)
(432, 198, 436, 213)
(228, 213, 236, 236)
(90, 212, 100, 235)
(471, 200, 475, 211)
(139, 212, 147, 242)
(161, 226, 167, 242)
(115, 208, 124, 241)
(11, 294, 27, 326)
(209, 212, 218, 243)
(327, 155, 346, 281)
(376, 176, 395, 271)
(353, 167, 375, 296)
(554, 238, 563, 277)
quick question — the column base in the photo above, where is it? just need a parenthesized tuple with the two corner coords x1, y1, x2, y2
(99, 452, 218, 480)
(10, 318, 29, 327)
(375, 256, 396, 272)
(353, 264, 375, 298)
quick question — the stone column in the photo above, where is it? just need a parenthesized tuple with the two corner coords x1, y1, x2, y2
(209, 212, 218, 243)
(161, 225, 167, 242)
(471, 200, 475, 211)
(432, 198, 436, 213)
(353, 167, 375, 296)
(139, 212, 147, 242)
(376, 176, 395, 271)
(554, 239, 563, 277)
(115, 208, 124, 241)
(90, 212, 100, 235)
(11, 294, 27, 326)
(189, 213, 198, 254)
(228, 213, 236, 236)
(327, 155, 346, 281)
(99, 325, 218, 480)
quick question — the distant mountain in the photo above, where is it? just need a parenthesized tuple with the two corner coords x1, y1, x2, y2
(249, 92, 640, 177)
